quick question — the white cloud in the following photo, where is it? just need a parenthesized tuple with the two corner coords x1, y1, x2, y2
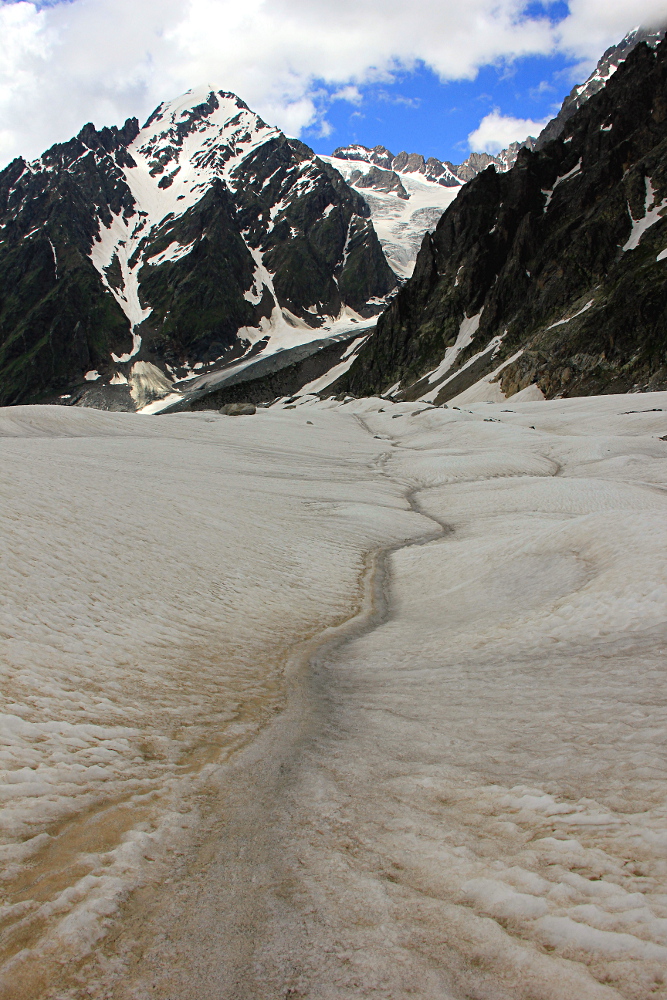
(0, 0, 665, 166)
(556, 0, 667, 60)
(468, 109, 550, 152)
(330, 86, 363, 105)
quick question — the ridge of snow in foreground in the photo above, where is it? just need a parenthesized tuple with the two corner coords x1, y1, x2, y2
(1, 391, 667, 998)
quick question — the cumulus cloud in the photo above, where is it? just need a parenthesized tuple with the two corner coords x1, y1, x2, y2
(0, 0, 665, 165)
(555, 0, 667, 59)
(467, 109, 550, 152)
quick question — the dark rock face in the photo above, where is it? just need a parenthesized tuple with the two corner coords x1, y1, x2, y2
(349, 166, 409, 199)
(0, 90, 396, 407)
(536, 25, 665, 150)
(0, 120, 139, 405)
(336, 39, 667, 401)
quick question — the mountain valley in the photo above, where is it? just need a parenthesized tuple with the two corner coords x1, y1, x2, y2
(3, 16, 667, 1000)
(1, 26, 664, 412)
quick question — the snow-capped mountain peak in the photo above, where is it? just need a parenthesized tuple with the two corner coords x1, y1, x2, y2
(0, 86, 396, 407)
(132, 89, 280, 203)
(87, 89, 286, 351)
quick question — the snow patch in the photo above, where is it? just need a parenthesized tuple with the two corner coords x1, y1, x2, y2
(623, 177, 667, 251)
(547, 299, 594, 330)
(425, 311, 482, 388)
(146, 240, 196, 266)
(297, 335, 370, 396)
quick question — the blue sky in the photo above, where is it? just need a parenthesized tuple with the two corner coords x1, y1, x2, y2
(1, 0, 664, 167)
(305, 51, 579, 162)
(304, 0, 581, 161)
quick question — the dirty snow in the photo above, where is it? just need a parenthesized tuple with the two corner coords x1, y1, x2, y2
(2, 391, 667, 999)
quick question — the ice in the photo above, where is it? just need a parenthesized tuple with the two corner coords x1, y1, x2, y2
(3, 391, 667, 999)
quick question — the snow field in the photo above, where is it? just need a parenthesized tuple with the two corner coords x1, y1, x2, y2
(275, 393, 667, 999)
(2, 392, 667, 999)
(113, 390, 667, 1000)
(0, 404, 423, 995)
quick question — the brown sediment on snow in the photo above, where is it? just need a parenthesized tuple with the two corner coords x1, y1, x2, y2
(3, 393, 667, 999)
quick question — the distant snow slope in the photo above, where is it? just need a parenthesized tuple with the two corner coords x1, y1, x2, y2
(322, 154, 460, 278)
(2, 391, 667, 999)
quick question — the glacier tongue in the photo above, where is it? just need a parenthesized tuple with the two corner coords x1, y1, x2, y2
(322, 154, 460, 279)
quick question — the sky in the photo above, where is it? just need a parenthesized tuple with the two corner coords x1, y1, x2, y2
(1, 0, 666, 169)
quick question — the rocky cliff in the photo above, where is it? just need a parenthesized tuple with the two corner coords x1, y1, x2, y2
(335, 38, 667, 402)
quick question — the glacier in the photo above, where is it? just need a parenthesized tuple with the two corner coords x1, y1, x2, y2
(1, 391, 667, 998)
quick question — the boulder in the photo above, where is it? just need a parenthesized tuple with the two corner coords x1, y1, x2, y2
(219, 402, 256, 415)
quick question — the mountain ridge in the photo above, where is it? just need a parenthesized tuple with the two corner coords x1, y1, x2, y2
(332, 37, 667, 403)
(2, 26, 666, 412)
(0, 88, 395, 408)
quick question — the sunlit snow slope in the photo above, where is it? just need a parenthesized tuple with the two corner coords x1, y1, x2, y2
(1, 391, 667, 999)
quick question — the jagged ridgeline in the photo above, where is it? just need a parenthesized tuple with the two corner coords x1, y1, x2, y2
(336, 37, 667, 402)
(0, 91, 396, 407)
